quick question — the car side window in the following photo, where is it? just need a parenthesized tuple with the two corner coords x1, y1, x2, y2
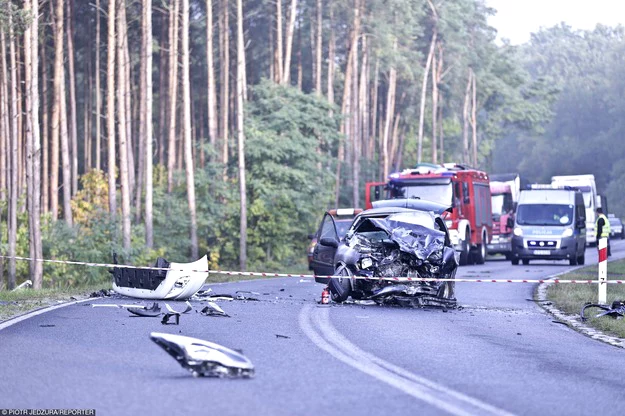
(320, 214, 338, 240)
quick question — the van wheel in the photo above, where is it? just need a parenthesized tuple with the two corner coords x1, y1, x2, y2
(511, 258, 519, 265)
(577, 253, 585, 265)
(522, 259, 530, 265)
(569, 256, 578, 266)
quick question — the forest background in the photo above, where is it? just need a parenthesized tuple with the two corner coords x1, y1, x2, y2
(0, 0, 624, 289)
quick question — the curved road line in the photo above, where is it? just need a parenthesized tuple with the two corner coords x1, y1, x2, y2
(0, 297, 96, 331)
(299, 304, 515, 416)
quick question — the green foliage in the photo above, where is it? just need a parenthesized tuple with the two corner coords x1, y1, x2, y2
(244, 80, 340, 270)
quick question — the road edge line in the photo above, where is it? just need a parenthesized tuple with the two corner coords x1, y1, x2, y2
(0, 297, 98, 332)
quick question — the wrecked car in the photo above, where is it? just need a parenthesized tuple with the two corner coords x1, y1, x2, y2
(314, 199, 458, 308)
(111, 255, 208, 300)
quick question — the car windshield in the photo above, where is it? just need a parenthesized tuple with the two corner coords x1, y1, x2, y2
(397, 183, 453, 206)
(516, 204, 574, 226)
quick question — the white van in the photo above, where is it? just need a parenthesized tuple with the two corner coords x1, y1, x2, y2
(511, 186, 586, 265)
(551, 175, 598, 245)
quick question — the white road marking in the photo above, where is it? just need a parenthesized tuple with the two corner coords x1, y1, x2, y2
(299, 304, 515, 416)
(0, 298, 96, 331)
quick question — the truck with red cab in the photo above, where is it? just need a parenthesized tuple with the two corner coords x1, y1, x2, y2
(487, 173, 526, 259)
(365, 163, 492, 265)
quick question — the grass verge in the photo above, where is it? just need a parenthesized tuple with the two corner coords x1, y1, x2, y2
(546, 259, 625, 338)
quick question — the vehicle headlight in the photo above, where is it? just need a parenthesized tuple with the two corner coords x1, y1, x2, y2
(359, 257, 374, 270)
(562, 228, 574, 238)
(513, 227, 523, 236)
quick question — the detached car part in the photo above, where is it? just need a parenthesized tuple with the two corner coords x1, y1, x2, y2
(581, 301, 625, 321)
(150, 332, 254, 378)
(127, 302, 162, 317)
(200, 301, 230, 317)
(111, 255, 208, 300)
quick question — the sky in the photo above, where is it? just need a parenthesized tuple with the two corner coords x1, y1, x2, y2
(485, 0, 625, 44)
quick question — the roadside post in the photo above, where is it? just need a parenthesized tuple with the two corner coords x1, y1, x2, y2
(598, 237, 608, 304)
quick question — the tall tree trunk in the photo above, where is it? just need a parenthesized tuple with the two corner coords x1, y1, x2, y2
(359, 35, 368, 160)
(315, 0, 322, 95)
(0, 31, 7, 203)
(117, 0, 131, 251)
(144, 0, 154, 248)
(370, 58, 379, 162)
(95, 0, 102, 170)
(236, 0, 247, 271)
(167, 0, 179, 193)
(66, 0, 78, 196)
(462, 69, 472, 165)
(58, 0, 72, 226)
(7, 13, 18, 289)
(281, 0, 297, 85)
(158, 12, 167, 168)
(382, 46, 397, 180)
(41, 43, 49, 213)
(417, 30, 436, 163)
(84, 58, 92, 170)
(24, 0, 43, 288)
(471, 72, 477, 167)
(121, 4, 135, 198)
(326, 2, 334, 105)
(206, 0, 218, 153)
(51, 0, 63, 220)
(181, 0, 198, 259)
(274, 0, 283, 83)
(107, 0, 117, 216)
(431, 42, 438, 164)
(351, 0, 361, 208)
(219, 0, 229, 174)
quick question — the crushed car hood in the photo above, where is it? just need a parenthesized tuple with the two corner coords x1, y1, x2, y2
(367, 218, 446, 260)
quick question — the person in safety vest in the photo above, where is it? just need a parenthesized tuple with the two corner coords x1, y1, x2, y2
(596, 207, 611, 257)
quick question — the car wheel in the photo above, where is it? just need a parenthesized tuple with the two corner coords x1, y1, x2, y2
(522, 259, 530, 265)
(511, 258, 519, 265)
(328, 264, 352, 303)
(459, 232, 470, 266)
(436, 276, 456, 300)
(569, 256, 578, 266)
(621, 231, 624, 240)
(505, 253, 512, 261)
(577, 253, 585, 265)
(474, 231, 487, 265)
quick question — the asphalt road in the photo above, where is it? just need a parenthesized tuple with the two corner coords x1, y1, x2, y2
(2, 240, 625, 416)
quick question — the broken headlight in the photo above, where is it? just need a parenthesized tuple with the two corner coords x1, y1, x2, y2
(359, 257, 374, 270)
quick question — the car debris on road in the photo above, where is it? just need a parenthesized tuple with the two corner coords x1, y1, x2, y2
(150, 332, 255, 378)
(110, 254, 208, 300)
(161, 302, 193, 325)
(127, 302, 162, 317)
(200, 301, 230, 317)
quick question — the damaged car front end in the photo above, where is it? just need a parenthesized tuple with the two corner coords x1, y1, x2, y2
(319, 200, 458, 308)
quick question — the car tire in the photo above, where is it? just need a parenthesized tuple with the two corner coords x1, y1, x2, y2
(511, 258, 519, 265)
(569, 256, 578, 266)
(522, 259, 530, 265)
(505, 253, 512, 261)
(328, 264, 352, 303)
(436, 275, 456, 300)
(621, 231, 624, 240)
(577, 253, 585, 265)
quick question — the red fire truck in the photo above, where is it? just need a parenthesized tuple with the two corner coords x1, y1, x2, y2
(365, 163, 492, 265)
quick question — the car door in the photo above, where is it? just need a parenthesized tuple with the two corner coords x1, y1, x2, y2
(311, 213, 340, 277)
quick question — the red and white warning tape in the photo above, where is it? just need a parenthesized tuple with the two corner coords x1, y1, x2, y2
(1, 255, 623, 284)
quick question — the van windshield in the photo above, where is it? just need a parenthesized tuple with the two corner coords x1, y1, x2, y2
(516, 204, 574, 226)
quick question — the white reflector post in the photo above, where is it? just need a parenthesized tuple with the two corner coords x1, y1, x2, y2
(598, 237, 608, 304)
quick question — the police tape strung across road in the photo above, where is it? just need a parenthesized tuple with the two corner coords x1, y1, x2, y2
(1, 255, 624, 284)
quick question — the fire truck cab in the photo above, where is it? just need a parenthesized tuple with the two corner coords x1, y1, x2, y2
(365, 163, 492, 265)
